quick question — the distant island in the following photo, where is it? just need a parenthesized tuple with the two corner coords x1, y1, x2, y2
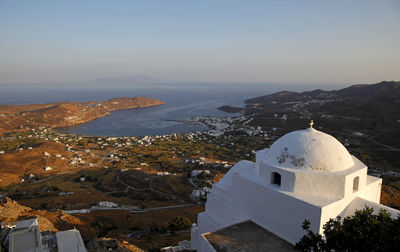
(0, 97, 165, 135)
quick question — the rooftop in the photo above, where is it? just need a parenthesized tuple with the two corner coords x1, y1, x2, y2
(56, 229, 86, 252)
(204, 220, 297, 252)
(10, 225, 42, 252)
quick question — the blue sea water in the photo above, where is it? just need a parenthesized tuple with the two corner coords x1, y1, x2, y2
(0, 83, 343, 136)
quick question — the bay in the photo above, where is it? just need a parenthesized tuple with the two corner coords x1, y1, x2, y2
(0, 83, 343, 136)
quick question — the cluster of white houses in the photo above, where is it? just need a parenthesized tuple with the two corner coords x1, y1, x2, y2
(1, 217, 86, 252)
(185, 115, 267, 137)
(185, 158, 232, 169)
(185, 124, 400, 251)
(1, 122, 269, 173)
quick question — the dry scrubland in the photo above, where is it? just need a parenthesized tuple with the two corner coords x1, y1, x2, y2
(0, 126, 266, 250)
(1, 125, 399, 251)
(1, 82, 400, 251)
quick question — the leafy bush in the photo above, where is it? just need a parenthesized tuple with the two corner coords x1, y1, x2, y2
(152, 216, 192, 233)
(295, 207, 400, 252)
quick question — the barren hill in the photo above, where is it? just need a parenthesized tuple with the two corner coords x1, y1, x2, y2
(0, 97, 165, 135)
(244, 81, 400, 106)
(0, 142, 72, 187)
(0, 197, 144, 251)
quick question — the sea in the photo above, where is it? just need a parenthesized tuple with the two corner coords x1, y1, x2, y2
(0, 83, 344, 137)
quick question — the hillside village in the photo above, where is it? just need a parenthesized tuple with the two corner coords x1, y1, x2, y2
(0, 120, 277, 250)
(0, 82, 399, 251)
(1, 116, 399, 250)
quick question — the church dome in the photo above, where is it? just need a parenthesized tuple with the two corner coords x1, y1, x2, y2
(265, 127, 354, 172)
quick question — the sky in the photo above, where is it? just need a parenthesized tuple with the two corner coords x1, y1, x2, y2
(0, 0, 399, 86)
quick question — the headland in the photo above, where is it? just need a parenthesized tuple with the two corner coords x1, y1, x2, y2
(0, 97, 165, 135)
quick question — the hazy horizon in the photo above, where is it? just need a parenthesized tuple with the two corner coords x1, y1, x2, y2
(1, 0, 399, 86)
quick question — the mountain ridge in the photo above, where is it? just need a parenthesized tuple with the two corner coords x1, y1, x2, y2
(245, 81, 400, 105)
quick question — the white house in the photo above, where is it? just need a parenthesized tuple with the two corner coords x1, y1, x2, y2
(6, 218, 86, 252)
(56, 229, 86, 252)
(98, 201, 118, 208)
(192, 123, 400, 251)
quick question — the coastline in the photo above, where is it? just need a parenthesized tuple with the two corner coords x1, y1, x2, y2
(55, 102, 166, 128)
(54, 102, 169, 136)
(0, 97, 165, 135)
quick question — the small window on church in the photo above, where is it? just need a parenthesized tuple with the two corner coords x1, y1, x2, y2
(353, 176, 359, 192)
(271, 172, 281, 186)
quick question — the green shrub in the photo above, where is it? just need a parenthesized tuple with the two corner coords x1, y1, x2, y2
(295, 207, 400, 252)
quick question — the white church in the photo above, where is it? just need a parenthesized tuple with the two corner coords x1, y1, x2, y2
(190, 122, 400, 251)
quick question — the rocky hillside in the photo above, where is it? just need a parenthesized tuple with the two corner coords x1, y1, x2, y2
(0, 197, 144, 251)
(244, 81, 400, 106)
(0, 142, 72, 187)
(0, 97, 165, 134)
